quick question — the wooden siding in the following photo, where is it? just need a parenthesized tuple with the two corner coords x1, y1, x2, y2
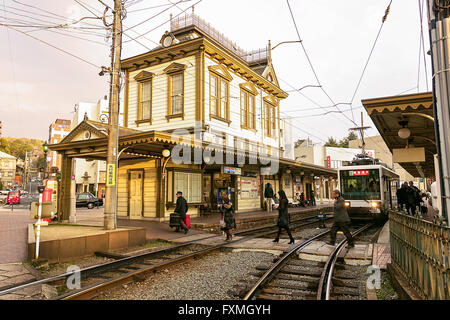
(127, 56, 198, 133)
(117, 159, 158, 218)
(203, 56, 280, 151)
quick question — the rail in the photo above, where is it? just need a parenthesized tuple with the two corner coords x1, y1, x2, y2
(389, 210, 450, 299)
(317, 223, 372, 300)
(0, 212, 330, 299)
(243, 229, 330, 300)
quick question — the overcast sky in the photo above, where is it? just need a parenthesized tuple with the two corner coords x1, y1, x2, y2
(0, 0, 431, 144)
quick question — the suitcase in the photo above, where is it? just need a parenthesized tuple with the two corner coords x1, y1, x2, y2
(169, 213, 181, 228)
(184, 214, 190, 229)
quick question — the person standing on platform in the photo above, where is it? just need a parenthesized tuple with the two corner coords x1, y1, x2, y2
(264, 183, 274, 212)
(397, 182, 408, 211)
(218, 192, 236, 241)
(310, 189, 316, 206)
(273, 190, 295, 244)
(406, 182, 418, 215)
(174, 191, 189, 234)
(328, 190, 354, 248)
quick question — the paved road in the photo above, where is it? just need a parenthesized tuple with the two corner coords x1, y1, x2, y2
(0, 208, 36, 264)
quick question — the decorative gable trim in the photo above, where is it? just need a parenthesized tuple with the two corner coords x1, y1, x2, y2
(261, 62, 280, 87)
(134, 70, 154, 82)
(163, 62, 187, 74)
(239, 81, 258, 96)
(263, 94, 279, 106)
(59, 120, 107, 144)
(208, 64, 233, 82)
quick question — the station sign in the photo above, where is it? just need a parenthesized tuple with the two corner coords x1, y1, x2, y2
(223, 166, 241, 175)
(350, 170, 369, 176)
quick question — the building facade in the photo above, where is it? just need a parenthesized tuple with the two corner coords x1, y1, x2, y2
(50, 13, 336, 222)
(48, 119, 72, 173)
(70, 97, 124, 197)
(0, 151, 16, 189)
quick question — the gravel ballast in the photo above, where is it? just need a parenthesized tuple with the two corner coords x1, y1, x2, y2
(96, 249, 276, 300)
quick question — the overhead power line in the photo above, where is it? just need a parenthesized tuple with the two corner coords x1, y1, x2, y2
(1, 24, 101, 69)
(285, 0, 357, 126)
(347, 0, 392, 122)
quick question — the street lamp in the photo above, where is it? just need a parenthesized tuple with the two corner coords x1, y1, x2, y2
(42, 142, 48, 180)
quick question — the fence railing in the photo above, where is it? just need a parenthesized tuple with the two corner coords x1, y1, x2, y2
(389, 210, 450, 299)
(170, 13, 267, 64)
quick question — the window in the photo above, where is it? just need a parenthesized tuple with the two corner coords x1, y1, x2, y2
(139, 80, 152, 120)
(134, 70, 154, 123)
(210, 73, 229, 120)
(169, 73, 184, 115)
(240, 89, 256, 130)
(173, 172, 202, 203)
(340, 169, 381, 200)
(265, 102, 277, 137)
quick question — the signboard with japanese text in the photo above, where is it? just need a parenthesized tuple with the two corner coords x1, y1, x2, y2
(106, 164, 116, 186)
(349, 170, 369, 176)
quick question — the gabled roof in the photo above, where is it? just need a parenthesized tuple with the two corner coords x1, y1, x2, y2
(59, 118, 140, 145)
(0, 150, 16, 160)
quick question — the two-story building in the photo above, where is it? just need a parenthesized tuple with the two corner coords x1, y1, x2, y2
(50, 13, 336, 222)
(0, 151, 16, 189)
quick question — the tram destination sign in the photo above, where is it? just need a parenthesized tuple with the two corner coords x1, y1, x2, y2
(350, 170, 369, 176)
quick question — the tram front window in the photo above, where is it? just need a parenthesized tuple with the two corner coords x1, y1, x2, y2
(340, 169, 380, 200)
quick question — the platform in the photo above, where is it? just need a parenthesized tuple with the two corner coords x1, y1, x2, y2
(27, 224, 146, 263)
(372, 221, 391, 269)
(297, 240, 373, 265)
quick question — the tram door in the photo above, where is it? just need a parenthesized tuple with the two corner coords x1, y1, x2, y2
(129, 171, 143, 218)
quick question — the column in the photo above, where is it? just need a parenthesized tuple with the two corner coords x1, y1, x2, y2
(60, 155, 75, 222)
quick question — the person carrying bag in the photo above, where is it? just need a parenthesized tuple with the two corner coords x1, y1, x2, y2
(218, 192, 236, 241)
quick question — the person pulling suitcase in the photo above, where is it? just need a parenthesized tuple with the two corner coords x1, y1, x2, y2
(174, 191, 189, 234)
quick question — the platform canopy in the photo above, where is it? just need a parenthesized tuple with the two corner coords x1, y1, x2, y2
(49, 118, 336, 178)
(362, 92, 436, 178)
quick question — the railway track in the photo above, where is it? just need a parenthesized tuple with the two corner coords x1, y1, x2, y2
(243, 223, 374, 300)
(0, 211, 332, 300)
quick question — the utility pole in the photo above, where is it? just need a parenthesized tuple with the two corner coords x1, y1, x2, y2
(103, 0, 123, 230)
(426, 0, 450, 222)
(349, 112, 371, 155)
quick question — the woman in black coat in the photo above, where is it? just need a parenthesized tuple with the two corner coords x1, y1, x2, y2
(218, 192, 236, 241)
(273, 190, 295, 244)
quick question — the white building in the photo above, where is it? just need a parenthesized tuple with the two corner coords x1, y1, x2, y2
(72, 97, 124, 197)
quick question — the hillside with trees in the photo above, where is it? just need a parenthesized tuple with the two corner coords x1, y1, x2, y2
(0, 137, 45, 160)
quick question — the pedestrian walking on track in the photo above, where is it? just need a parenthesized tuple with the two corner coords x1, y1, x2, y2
(328, 189, 354, 248)
(218, 192, 236, 241)
(273, 190, 295, 244)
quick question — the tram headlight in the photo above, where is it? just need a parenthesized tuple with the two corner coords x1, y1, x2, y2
(370, 201, 380, 208)
(344, 201, 351, 207)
